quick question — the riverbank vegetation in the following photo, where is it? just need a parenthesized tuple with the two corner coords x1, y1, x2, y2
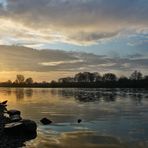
(0, 71, 148, 88)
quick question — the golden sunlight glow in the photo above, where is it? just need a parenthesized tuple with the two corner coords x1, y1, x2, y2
(0, 71, 75, 82)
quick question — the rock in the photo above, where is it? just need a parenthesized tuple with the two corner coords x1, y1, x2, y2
(4, 119, 37, 135)
(40, 118, 52, 125)
(21, 119, 37, 133)
(1, 100, 7, 105)
(7, 110, 21, 116)
(7, 110, 22, 122)
(78, 119, 82, 123)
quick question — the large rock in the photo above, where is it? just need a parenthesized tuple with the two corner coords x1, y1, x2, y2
(4, 119, 37, 136)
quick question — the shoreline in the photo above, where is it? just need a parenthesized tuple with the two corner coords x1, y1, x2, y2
(0, 86, 147, 89)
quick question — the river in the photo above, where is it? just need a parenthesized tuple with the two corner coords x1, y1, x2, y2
(0, 88, 148, 148)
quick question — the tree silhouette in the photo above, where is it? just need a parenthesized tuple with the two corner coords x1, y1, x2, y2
(144, 75, 148, 80)
(118, 76, 128, 82)
(25, 77, 33, 84)
(95, 73, 102, 82)
(74, 72, 101, 82)
(7, 80, 12, 84)
(16, 75, 25, 84)
(0, 70, 147, 88)
(130, 70, 143, 80)
(102, 73, 117, 82)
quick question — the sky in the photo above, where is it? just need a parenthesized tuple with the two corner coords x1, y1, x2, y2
(0, 0, 147, 81)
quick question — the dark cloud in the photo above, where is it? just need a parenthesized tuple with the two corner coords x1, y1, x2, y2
(127, 53, 144, 59)
(5, 0, 148, 26)
(0, 0, 147, 45)
(0, 45, 147, 74)
(68, 32, 119, 45)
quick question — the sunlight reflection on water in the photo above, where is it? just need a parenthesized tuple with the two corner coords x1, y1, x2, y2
(0, 88, 148, 147)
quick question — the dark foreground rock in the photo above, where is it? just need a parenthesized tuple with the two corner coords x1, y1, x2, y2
(0, 118, 37, 148)
(0, 131, 37, 148)
(40, 118, 52, 125)
(0, 101, 37, 148)
(4, 119, 37, 135)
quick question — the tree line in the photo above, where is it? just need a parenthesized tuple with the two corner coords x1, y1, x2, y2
(0, 71, 148, 88)
(58, 70, 146, 82)
(0, 75, 47, 87)
(56, 70, 148, 88)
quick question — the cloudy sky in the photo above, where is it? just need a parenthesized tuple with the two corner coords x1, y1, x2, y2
(0, 0, 147, 81)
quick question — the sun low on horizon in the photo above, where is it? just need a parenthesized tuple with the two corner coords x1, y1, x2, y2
(0, 0, 147, 81)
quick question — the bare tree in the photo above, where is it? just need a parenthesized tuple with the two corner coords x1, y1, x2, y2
(25, 77, 33, 84)
(16, 75, 25, 84)
(102, 73, 117, 82)
(130, 70, 143, 80)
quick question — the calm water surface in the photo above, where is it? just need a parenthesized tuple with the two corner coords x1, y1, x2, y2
(0, 88, 148, 148)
